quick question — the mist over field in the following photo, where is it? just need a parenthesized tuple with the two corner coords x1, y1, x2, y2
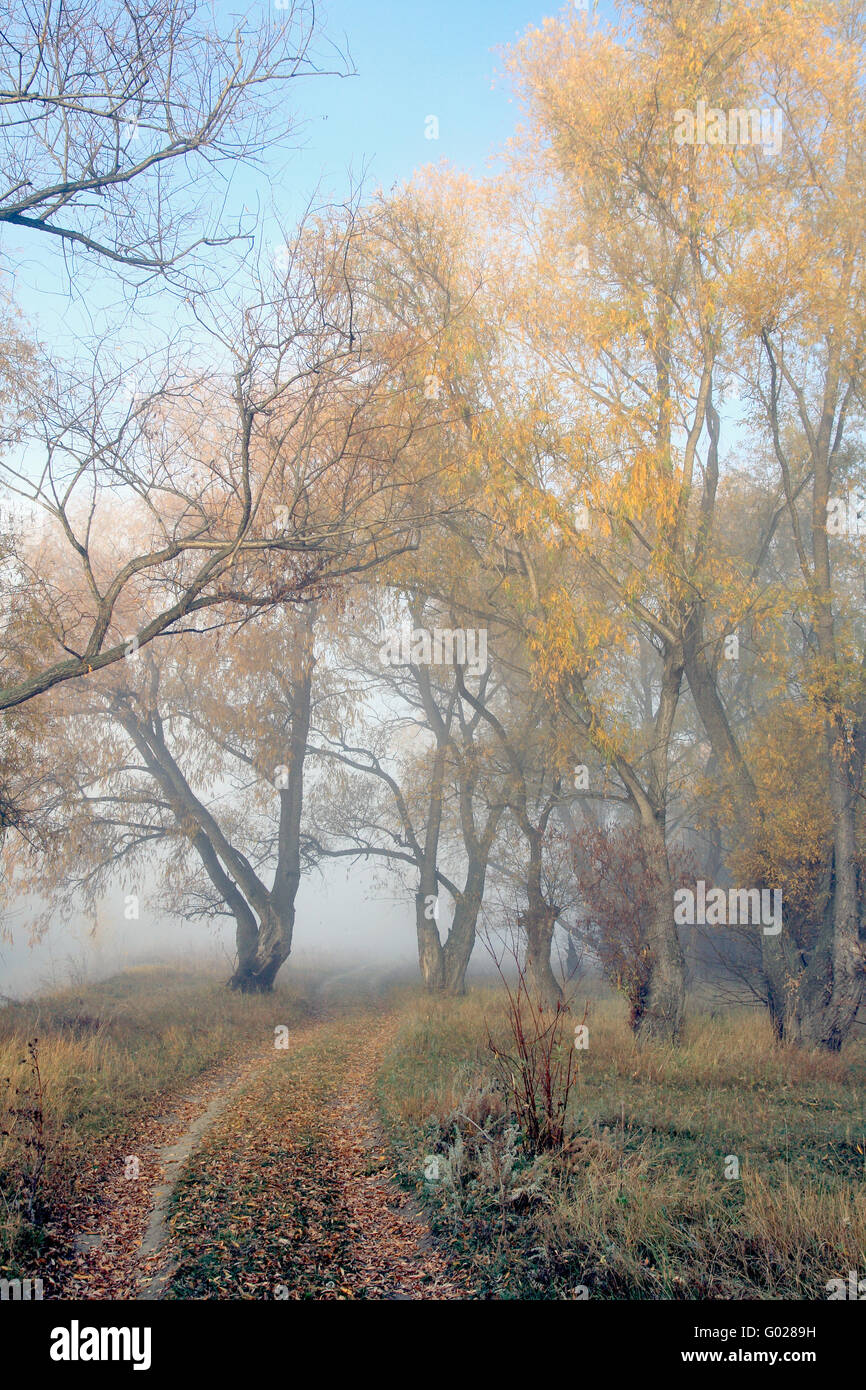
(0, 864, 418, 996)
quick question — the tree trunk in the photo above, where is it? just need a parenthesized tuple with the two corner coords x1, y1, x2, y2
(685, 362, 866, 1049)
(440, 775, 503, 995)
(565, 931, 581, 982)
(228, 613, 314, 992)
(783, 731, 865, 1047)
(114, 611, 318, 997)
(227, 904, 294, 992)
(415, 888, 445, 990)
(633, 812, 685, 1042)
(441, 857, 486, 994)
(521, 833, 562, 1007)
(523, 905, 562, 1008)
(687, 619, 865, 1047)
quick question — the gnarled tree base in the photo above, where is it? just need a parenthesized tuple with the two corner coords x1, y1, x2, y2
(226, 952, 287, 994)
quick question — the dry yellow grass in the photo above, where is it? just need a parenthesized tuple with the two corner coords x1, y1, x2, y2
(0, 962, 316, 1273)
(3, 967, 864, 1299)
(376, 985, 866, 1298)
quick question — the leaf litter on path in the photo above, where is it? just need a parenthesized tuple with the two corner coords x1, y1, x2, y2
(59, 1001, 465, 1300)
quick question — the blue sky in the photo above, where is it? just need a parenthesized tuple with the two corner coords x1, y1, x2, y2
(283, 0, 560, 198)
(4, 0, 614, 343)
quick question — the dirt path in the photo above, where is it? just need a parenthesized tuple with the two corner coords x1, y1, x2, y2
(134, 1063, 263, 1301)
(64, 1030, 317, 1300)
(324, 1012, 463, 1299)
(62, 997, 464, 1301)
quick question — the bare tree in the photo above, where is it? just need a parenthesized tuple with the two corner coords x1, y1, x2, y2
(305, 593, 505, 993)
(0, 0, 348, 285)
(3, 607, 324, 991)
(0, 206, 431, 715)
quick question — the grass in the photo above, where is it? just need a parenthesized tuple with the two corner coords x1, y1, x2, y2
(3, 964, 865, 1300)
(375, 987, 866, 1299)
(0, 962, 316, 1276)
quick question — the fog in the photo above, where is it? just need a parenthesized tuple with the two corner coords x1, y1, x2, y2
(0, 861, 420, 998)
